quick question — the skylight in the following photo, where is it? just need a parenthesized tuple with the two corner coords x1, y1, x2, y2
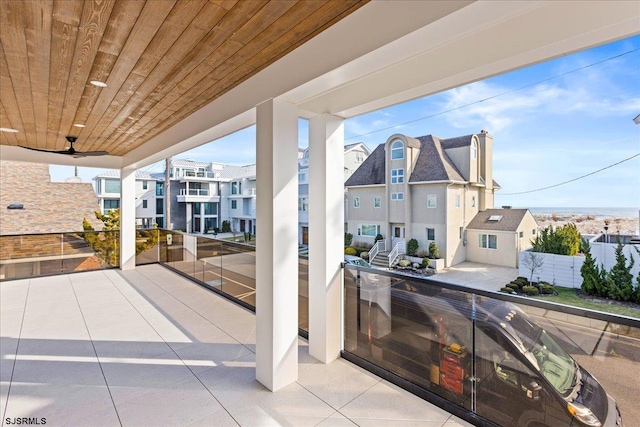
(488, 215, 503, 221)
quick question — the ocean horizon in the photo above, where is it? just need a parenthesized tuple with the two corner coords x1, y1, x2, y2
(525, 207, 639, 219)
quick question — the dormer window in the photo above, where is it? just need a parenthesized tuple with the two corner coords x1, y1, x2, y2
(391, 140, 404, 160)
(471, 140, 477, 159)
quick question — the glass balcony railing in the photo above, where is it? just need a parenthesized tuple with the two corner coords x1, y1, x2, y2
(179, 188, 210, 196)
(343, 265, 638, 427)
(139, 230, 310, 333)
(0, 231, 121, 280)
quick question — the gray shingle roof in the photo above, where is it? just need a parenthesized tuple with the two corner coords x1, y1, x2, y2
(345, 144, 386, 186)
(440, 134, 474, 149)
(466, 208, 531, 232)
(411, 135, 464, 182)
(345, 134, 467, 187)
(93, 169, 164, 180)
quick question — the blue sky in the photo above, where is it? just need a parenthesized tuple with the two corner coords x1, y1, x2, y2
(51, 35, 640, 208)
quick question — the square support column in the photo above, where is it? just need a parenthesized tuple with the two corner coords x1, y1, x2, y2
(308, 114, 345, 363)
(255, 99, 299, 391)
(120, 167, 136, 270)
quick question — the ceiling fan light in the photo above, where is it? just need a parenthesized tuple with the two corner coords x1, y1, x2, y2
(73, 124, 85, 128)
(0, 127, 19, 133)
(90, 80, 107, 88)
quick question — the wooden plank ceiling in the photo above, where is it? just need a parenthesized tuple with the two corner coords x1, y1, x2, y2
(0, 0, 367, 156)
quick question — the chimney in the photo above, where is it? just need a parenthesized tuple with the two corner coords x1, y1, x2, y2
(477, 131, 493, 210)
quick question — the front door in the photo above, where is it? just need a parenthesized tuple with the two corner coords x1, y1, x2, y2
(392, 225, 405, 249)
(240, 219, 246, 232)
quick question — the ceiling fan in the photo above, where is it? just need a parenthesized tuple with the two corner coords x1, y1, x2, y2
(20, 136, 108, 157)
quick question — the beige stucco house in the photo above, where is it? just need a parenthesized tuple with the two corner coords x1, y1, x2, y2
(345, 131, 538, 268)
(466, 208, 539, 268)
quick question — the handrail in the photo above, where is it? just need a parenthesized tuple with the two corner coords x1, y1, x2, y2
(388, 240, 406, 267)
(369, 239, 385, 263)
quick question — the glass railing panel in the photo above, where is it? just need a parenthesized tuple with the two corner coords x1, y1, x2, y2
(197, 236, 223, 287)
(344, 266, 638, 427)
(135, 228, 160, 265)
(218, 240, 256, 306)
(0, 231, 119, 281)
(298, 256, 308, 332)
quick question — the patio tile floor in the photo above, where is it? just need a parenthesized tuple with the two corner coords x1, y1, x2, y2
(1, 265, 472, 427)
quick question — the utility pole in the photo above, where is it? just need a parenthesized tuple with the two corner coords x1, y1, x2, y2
(165, 157, 171, 229)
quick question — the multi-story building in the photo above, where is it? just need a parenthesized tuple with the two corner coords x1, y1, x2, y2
(345, 131, 535, 268)
(298, 142, 371, 244)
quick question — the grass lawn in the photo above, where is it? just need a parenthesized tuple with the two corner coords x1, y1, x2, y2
(533, 286, 640, 319)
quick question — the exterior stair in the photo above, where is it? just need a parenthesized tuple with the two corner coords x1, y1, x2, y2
(370, 251, 391, 269)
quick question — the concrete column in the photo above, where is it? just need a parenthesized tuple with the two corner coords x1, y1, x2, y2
(200, 203, 205, 233)
(120, 167, 136, 270)
(255, 98, 299, 391)
(186, 203, 192, 233)
(309, 114, 345, 363)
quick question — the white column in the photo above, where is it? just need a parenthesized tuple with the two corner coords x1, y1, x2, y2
(308, 113, 344, 363)
(255, 98, 299, 391)
(186, 203, 192, 233)
(200, 203, 205, 233)
(120, 167, 136, 270)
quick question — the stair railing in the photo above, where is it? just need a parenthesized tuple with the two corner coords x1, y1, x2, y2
(388, 240, 406, 267)
(369, 239, 385, 264)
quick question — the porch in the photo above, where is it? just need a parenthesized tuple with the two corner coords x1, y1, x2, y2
(1, 265, 468, 426)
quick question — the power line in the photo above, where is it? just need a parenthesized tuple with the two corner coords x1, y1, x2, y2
(497, 152, 640, 195)
(345, 48, 640, 140)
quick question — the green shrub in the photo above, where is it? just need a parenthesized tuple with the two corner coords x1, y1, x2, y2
(540, 284, 555, 295)
(517, 276, 528, 282)
(221, 220, 231, 233)
(398, 259, 411, 268)
(531, 223, 581, 256)
(428, 242, 440, 259)
(523, 285, 540, 296)
(375, 233, 384, 243)
(344, 233, 353, 247)
(422, 257, 429, 268)
(407, 238, 419, 256)
(344, 247, 357, 255)
(499, 287, 515, 294)
(506, 283, 519, 292)
(509, 281, 522, 290)
(360, 251, 369, 260)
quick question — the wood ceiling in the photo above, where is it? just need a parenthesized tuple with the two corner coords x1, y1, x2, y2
(0, 0, 367, 157)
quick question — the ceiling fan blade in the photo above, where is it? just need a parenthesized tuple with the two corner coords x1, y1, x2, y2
(19, 145, 72, 154)
(76, 151, 109, 156)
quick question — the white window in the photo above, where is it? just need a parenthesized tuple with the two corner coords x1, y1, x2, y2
(427, 194, 437, 208)
(356, 152, 364, 162)
(471, 196, 476, 207)
(532, 229, 537, 235)
(142, 200, 148, 209)
(455, 195, 460, 208)
(519, 231, 524, 238)
(391, 168, 404, 184)
(142, 181, 148, 190)
(298, 172, 307, 182)
(479, 234, 498, 249)
(298, 197, 308, 212)
(374, 196, 381, 208)
(358, 224, 381, 237)
(391, 140, 404, 160)
(353, 197, 360, 208)
(426, 228, 435, 241)
(231, 200, 237, 209)
(471, 140, 477, 159)
(391, 192, 404, 201)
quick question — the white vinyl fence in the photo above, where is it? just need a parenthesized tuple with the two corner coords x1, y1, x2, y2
(518, 239, 640, 289)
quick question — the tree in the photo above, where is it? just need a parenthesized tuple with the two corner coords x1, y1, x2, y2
(531, 223, 581, 256)
(607, 239, 634, 301)
(522, 251, 544, 284)
(428, 242, 440, 259)
(344, 233, 353, 247)
(580, 238, 602, 296)
(82, 209, 158, 266)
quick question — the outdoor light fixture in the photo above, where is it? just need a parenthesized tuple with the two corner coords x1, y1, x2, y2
(73, 124, 85, 128)
(0, 127, 19, 133)
(90, 80, 107, 88)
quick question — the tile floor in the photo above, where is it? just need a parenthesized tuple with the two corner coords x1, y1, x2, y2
(1, 265, 472, 426)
